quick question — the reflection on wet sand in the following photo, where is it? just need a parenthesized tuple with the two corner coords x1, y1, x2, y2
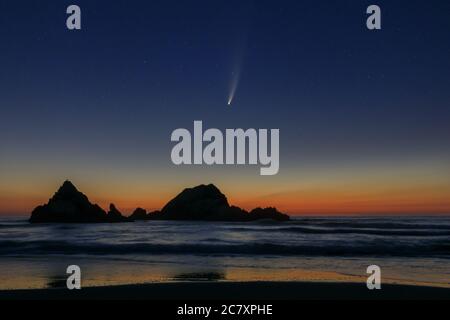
(171, 272, 226, 281)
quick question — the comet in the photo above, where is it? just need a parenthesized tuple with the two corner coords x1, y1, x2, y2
(227, 68, 241, 106)
(227, 29, 248, 106)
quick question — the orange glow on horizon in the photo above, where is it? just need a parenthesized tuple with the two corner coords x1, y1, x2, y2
(2, 184, 450, 216)
(1, 161, 450, 216)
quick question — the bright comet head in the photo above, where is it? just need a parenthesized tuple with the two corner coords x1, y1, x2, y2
(227, 69, 240, 106)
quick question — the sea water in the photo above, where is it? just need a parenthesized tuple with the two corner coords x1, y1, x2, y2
(0, 216, 449, 289)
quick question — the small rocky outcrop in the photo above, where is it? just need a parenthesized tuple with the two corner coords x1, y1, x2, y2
(248, 207, 290, 222)
(129, 207, 148, 220)
(107, 203, 129, 222)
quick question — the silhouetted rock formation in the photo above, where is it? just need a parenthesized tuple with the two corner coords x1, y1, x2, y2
(107, 203, 129, 222)
(248, 207, 289, 221)
(129, 207, 148, 220)
(149, 184, 290, 222)
(147, 210, 161, 219)
(29, 182, 289, 223)
(29, 180, 108, 223)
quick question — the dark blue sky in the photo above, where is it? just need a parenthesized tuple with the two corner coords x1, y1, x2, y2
(1, 0, 449, 214)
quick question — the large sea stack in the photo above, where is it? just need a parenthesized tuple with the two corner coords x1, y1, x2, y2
(148, 184, 290, 222)
(29, 181, 126, 223)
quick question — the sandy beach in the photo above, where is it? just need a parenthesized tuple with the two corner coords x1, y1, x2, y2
(1, 281, 449, 300)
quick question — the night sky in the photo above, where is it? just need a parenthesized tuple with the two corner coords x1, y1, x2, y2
(1, 0, 449, 215)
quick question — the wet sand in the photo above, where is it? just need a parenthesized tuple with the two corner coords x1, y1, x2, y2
(0, 281, 449, 300)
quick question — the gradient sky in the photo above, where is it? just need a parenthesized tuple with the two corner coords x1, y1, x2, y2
(1, 0, 449, 215)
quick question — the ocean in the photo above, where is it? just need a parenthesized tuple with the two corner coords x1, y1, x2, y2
(0, 216, 449, 289)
